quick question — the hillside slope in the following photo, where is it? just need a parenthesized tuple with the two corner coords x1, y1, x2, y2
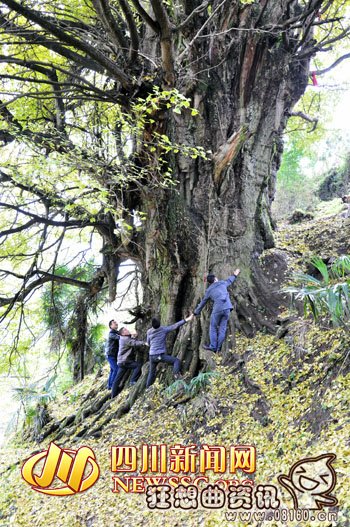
(1, 214, 349, 527)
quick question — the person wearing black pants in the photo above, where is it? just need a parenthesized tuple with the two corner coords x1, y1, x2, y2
(146, 314, 194, 388)
(111, 327, 147, 398)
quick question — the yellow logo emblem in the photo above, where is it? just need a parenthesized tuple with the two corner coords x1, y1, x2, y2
(21, 442, 100, 496)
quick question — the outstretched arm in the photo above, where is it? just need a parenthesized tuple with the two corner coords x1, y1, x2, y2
(129, 338, 147, 348)
(164, 315, 193, 332)
(225, 269, 240, 286)
(193, 290, 210, 315)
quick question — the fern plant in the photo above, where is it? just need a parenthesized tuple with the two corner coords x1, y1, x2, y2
(165, 372, 217, 398)
(285, 255, 350, 327)
(188, 372, 217, 396)
(12, 376, 56, 426)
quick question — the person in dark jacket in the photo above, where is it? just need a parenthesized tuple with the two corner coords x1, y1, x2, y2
(111, 327, 147, 398)
(193, 270, 240, 352)
(146, 314, 194, 388)
(106, 319, 120, 389)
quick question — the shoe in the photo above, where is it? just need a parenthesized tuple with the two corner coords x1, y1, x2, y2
(174, 373, 182, 380)
(202, 344, 216, 351)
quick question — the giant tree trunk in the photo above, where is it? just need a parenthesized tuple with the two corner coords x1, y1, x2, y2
(130, 3, 310, 371)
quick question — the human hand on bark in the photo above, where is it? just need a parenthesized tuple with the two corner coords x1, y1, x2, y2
(185, 314, 194, 322)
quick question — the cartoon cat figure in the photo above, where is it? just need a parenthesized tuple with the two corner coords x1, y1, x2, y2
(278, 454, 338, 510)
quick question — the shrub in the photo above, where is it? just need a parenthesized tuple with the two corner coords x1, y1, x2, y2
(285, 255, 350, 327)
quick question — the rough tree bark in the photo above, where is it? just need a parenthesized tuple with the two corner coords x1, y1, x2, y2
(70, 294, 88, 382)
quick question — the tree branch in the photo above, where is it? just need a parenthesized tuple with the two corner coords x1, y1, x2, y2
(0, 272, 91, 309)
(118, 0, 140, 61)
(149, 0, 175, 85)
(129, 0, 159, 33)
(0, 202, 93, 227)
(0, 12, 104, 75)
(91, 0, 128, 50)
(0, 56, 114, 100)
(177, 0, 226, 63)
(0, 72, 112, 98)
(313, 52, 350, 75)
(1, 0, 132, 87)
(0, 218, 37, 236)
(289, 111, 318, 132)
(37, 270, 91, 288)
(317, 25, 350, 50)
(266, 0, 324, 30)
(175, 1, 209, 32)
(0, 170, 51, 202)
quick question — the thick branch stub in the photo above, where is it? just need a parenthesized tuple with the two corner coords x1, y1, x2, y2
(213, 126, 247, 187)
(289, 111, 318, 132)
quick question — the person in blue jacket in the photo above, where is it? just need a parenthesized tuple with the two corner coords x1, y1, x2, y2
(193, 270, 240, 352)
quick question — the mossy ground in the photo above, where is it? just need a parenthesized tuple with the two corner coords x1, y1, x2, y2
(1, 215, 349, 527)
(275, 214, 350, 266)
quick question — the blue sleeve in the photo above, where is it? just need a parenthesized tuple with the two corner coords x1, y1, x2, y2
(164, 319, 186, 333)
(225, 275, 237, 287)
(109, 332, 120, 341)
(194, 290, 210, 315)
